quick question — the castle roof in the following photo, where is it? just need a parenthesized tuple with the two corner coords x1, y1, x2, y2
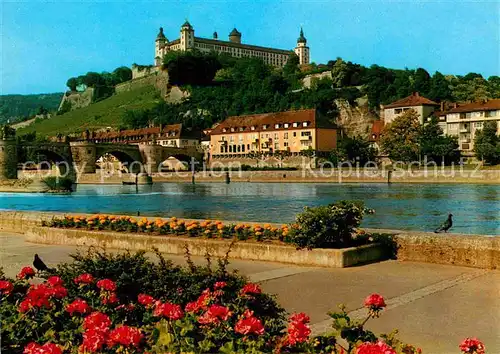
(181, 20, 193, 30)
(384, 92, 439, 109)
(193, 37, 292, 55)
(297, 28, 306, 43)
(156, 27, 166, 41)
(210, 109, 336, 135)
(229, 28, 241, 37)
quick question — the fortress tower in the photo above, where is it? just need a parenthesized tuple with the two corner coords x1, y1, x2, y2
(180, 20, 195, 51)
(294, 27, 310, 65)
(155, 27, 167, 66)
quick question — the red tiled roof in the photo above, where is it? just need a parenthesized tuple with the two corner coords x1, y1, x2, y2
(446, 99, 500, 113)
(384, 92, 439, 109)
(210, 109, 335, 135)
(369, 120, 384, 142)
(92, 124, 183, 141)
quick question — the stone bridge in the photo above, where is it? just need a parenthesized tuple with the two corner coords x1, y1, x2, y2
(0, 136, 203, 181)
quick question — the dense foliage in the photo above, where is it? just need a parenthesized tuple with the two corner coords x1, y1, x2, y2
(286, 201, 374, 249)
(122, 51, 360, 130)
(473, 121, 500, 164)
(65, 66, 133, 101)
(0, 93, 63, 124)
(0, 252, 483, 353)
(327, 136, 378, 166)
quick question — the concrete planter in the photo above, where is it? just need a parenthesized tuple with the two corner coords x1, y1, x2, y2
(25, 226, 387, 268)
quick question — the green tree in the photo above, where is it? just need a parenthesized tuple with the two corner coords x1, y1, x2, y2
(419, 117, 459, 164)
(473, 121, 500, 164)
(66, 77, 78, 91)
(330, 58, 349, 88)
(113, 66, 133, 84)
(452, 75, 491, 102)
(487, 76, 500, 98)
(412, 68, 431, 95)
(380, 109, 421, 162)
(337, 136, 377, 165)
(428, 71, 452, 102)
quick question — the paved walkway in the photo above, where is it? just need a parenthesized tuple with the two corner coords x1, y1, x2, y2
(1, 233, 499, 353)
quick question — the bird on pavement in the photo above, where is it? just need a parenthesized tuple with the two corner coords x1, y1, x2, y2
(33, 254, 53, 272)
(434, 214, 453, 233)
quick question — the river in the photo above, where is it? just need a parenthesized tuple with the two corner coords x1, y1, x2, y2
(1, 182, 498, 235)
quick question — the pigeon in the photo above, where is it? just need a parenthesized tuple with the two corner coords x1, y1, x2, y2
(434, 214, 453, 233)
(33, 254, 53, 272)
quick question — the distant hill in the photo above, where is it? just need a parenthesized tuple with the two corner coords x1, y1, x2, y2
(0, 93, 64, 124)
(17, 85, 160, 137)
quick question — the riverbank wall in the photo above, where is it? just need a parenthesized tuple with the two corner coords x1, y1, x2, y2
(1, 211, 498, 269)
(74, 168, 500, 184)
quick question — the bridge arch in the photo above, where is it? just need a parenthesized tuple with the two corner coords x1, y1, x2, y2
(18, 145, 74, 177)
(96, 146, 144, 174)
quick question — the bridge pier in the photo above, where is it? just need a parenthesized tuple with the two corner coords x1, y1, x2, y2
(139, 144, 164, 174)
(70, 142, 97, 174)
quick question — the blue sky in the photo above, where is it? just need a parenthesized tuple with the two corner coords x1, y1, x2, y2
(2, 0, 499, 94)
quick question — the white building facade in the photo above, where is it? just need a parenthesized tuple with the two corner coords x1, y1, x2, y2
(154, 21, 310, 67)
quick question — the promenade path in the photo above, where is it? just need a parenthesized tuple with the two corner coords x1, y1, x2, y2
(1, 232, 498, 353)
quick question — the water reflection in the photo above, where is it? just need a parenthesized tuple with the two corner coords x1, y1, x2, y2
(0, 183, 498, 235)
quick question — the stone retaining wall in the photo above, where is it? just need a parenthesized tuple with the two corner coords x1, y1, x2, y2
(23, 226, 386, 268)
(1, 211, 498, 269)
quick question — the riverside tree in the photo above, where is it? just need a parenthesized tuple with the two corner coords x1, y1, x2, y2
(473, 121, 500, 164)
(380, 109, 421, 163)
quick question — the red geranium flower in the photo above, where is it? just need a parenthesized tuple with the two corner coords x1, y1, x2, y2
(240, 283, 262, 296)
(364, 293, 386, 309)
(356, 341, 396, 354)
(185, 290, 211, 313)
(83, 312, 112, 333)
(0, 280, 14, 295)
(214, 281, 227, 289)
(19, 284, 56, 312)
(96, 279, 116, 292)
(459, 337, 485, 354)
(47, 276, 63, 287)
(285, 312, 311, 346)
(107, 325, 143, 348)
(101, 292, 118, 305)
(66, 299, 91, 316)
(80, 329, 107, 353)
(24, 342, 63, 354)
(138, 294, 155, 306)
(198, 304, 232, 325)
(154, 301, 184, 320)
(50, 285, 68, 299)
(235, 315, 265, 335)
(18, 266, 36, 280)
(74, 273, 94, 285)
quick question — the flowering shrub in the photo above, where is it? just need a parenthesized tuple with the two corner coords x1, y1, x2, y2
(42, 203, 379, 249)
(0, 251, 486, 353)
(286, 200, 375, 249)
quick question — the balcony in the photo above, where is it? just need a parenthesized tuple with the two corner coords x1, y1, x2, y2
(300, 136, 312, 141)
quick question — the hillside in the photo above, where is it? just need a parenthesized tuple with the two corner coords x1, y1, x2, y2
(0, 93, 63, 124)
(17, 85, 161, 137)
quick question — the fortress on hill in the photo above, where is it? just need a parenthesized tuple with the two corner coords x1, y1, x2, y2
(154, 21, 310, 67)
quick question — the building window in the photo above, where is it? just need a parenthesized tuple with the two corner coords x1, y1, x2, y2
(263, 125, 268, 130)
(284, 142, 288, 147)
(275, 124, 280, 129)
(230, 127, 235, 132)
(284, 132, 288, 139)
(274, 133, 279, 139)
(251, 126, 255, 130)
(284, 123, 289, 128)
(293, 132, 297, 137)
(222, 128, 227, 133)
(395, 108, 403, 114)
(302, 122, 309, 127)
(301, 131, 311, 137)
(242, 145, 245, 152)
(292, 122, 298, 127)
